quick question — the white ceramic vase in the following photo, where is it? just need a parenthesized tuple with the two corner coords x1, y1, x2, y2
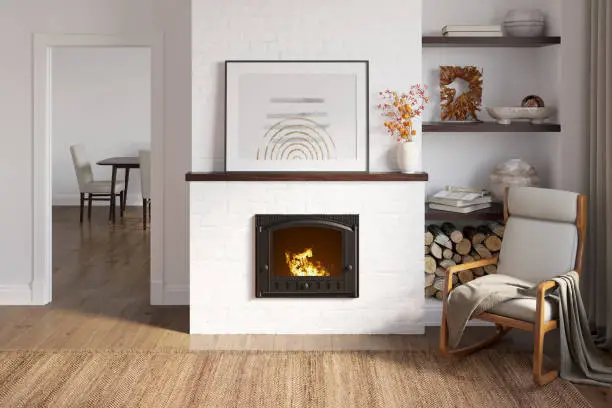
(396, 142, 421, 173)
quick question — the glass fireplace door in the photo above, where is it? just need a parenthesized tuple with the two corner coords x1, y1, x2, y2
(255, 214, 358, 298)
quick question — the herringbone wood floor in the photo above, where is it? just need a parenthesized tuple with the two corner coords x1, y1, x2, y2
(0, 206, 609, 406)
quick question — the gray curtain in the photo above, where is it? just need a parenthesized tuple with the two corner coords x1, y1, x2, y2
(585, 0, 612, 350)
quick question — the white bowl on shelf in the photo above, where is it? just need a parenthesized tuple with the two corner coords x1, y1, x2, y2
(486, 107, 555, 125)
(504, 22, 545, 37)
(504, 9, 546, 37)
(505, 9, 545, 23)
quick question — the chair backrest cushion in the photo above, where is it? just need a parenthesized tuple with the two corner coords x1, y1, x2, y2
(497, 187, 579, 283)
(507, 187, 578, 223)
(139, 150, 151, 200)
(496, 217, 578, 283)
(70, 144, 93, 191)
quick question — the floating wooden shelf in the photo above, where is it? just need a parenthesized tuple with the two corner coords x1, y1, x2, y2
(426, 202, 504, 222)
(422, 36, 561, 47)
(185, 172, 429, 182)
(423, 122, 561, 133)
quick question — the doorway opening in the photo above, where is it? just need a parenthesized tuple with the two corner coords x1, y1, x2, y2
(33, 35, 165, 309)
(51, 46, 152, 311)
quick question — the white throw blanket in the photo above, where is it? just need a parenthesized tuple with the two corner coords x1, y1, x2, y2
(447, 271, 612, 387)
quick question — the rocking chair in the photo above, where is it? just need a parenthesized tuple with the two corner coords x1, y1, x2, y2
(439, 186, 587, 386)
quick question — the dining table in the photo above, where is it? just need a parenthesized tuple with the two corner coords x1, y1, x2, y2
(96, 156, 140, 222)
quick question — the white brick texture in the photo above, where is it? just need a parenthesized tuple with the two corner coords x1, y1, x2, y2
(190, 182, 426, 334)
(191, 0, 423, 172)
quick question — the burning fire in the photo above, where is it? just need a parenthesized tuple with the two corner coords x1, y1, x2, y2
(284, 248, 330, 277)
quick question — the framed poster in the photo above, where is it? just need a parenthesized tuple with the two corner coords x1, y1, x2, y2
(225, 60, 369, 172)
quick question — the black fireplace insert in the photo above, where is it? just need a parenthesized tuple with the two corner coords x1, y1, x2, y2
(255, 214, 359, 298)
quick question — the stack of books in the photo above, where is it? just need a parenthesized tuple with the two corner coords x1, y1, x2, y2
(442, 25, 503, 37)
(428, 187, 493, 214)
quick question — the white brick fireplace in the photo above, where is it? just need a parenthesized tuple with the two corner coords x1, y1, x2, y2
(189, 179, 426, 334)
(189, 0, 425, 335)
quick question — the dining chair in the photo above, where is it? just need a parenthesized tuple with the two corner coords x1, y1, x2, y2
(139, 149, 151, 230)
(439, 186, 587, 386)
(70, 144, 125, 223)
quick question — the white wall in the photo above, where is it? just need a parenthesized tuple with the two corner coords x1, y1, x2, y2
(192, 0, 422, 172)
(0, 0, 190, 305)
(52, 47, 151, 206)
(556, 0, 589, 194)
(0, 0, 587, 308)
(421, 0, 588, 196)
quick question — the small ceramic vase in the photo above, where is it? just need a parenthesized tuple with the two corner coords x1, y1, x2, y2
(396, 142, 421, 173)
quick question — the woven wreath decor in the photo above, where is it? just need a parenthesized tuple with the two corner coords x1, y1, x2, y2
(440, 66, 483, 121)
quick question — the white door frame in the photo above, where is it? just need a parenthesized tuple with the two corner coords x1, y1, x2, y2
(33, 34, 165, 305)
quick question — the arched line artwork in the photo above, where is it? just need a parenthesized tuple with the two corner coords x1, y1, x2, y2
(277, 139, 319, 161)
(270, 134, 321, 160)
(257, 118, 337, 161)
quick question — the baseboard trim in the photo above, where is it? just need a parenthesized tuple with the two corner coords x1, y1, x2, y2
(423, 299, 493, 327)
(164, 284, 189, 305)
(150, 281, 188, 305)
(189, 326, 426, 335)
(391, 326, 424, 335)
(150, 281, 164, 305)
(0, 285, 33, 305)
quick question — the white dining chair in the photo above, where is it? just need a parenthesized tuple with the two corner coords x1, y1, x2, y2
(70, 144, 125, 223)
(139, 149, 151, 230)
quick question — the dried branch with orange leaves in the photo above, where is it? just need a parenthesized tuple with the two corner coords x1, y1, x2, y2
(377, 85, 430, 143)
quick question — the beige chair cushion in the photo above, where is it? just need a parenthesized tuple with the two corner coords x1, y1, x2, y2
(139, 150, 151, 200)
(508, 187, 578, 223)
(70, 144, 94, 191)
(482, 187, 578, 324)
(488, 298, 557, 322)
(497, 217, 577, 283)
(81, 181, 125, 194)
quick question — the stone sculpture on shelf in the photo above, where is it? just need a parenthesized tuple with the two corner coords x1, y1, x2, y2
(489, 159, 540, 201)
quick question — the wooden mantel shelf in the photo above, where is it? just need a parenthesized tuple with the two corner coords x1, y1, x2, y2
(185, 172, 429, 182)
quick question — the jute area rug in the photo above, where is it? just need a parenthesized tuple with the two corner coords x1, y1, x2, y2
(0, 350, 591, 408)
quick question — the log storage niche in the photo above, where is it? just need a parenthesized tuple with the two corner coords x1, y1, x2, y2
(424, 222, 504, 300)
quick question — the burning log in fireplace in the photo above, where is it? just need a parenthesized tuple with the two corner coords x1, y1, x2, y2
(285, 248, 331, 277)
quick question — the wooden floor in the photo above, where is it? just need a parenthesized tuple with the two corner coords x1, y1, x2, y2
(0, 206, 609, 406)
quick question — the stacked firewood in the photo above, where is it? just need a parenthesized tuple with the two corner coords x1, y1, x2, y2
(425, 222, 505, 300)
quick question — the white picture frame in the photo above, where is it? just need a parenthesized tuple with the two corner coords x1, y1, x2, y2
(225, 60, 369, 172)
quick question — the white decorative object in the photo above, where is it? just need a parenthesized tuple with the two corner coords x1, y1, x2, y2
(396, 142, 421, 173)
(505, 9, 545, 23)
(486, 107, 555, 124)
(504, 9, 546, 37)
(225, 60, 369, 172)
(489, 159, 540, 201)
(504, 23, 545, 37)
(442, 25, 503, 37)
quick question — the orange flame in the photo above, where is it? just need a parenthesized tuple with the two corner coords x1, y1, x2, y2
(284, 248, 330, 277)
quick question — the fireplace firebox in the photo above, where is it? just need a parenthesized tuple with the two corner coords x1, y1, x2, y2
(255, 214, 359, 298)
